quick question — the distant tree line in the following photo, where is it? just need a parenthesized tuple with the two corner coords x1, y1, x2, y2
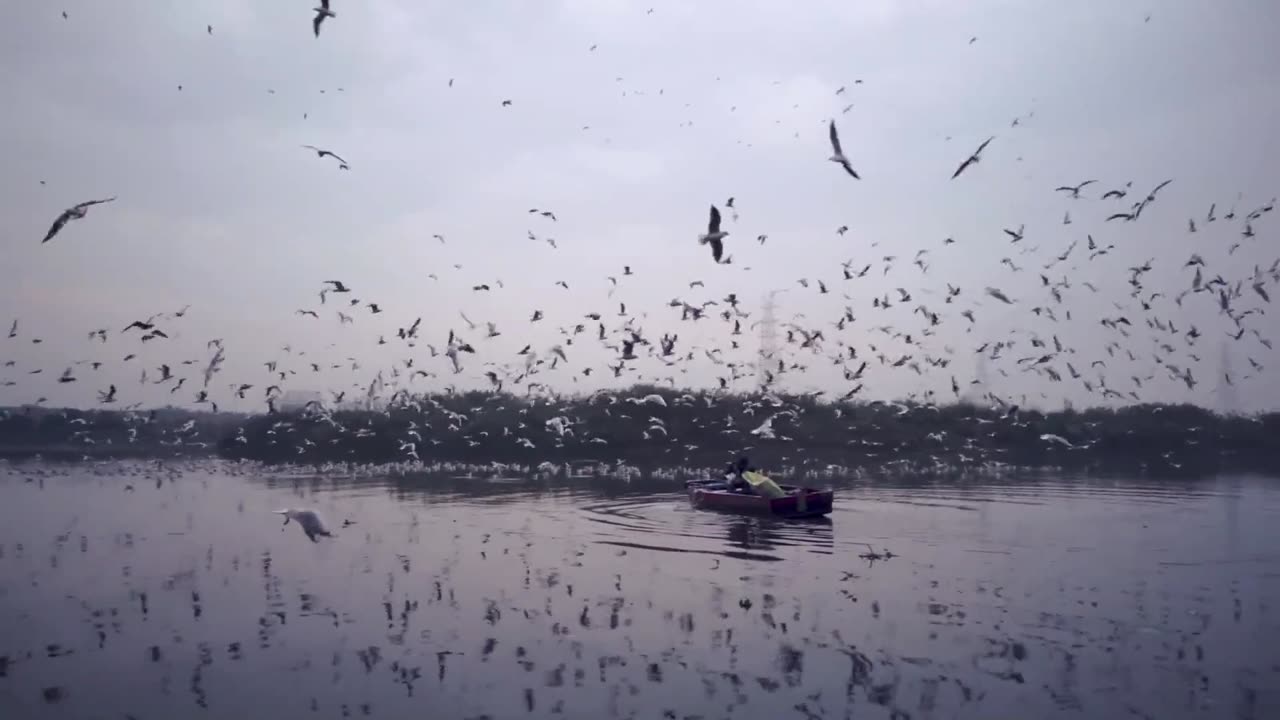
(0, 405, 242, 460)
(5, 388, 1279, 475)
(216, 386, 1280, 475)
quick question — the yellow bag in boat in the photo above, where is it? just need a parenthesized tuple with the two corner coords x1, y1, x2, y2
(743, 471, 786, 499)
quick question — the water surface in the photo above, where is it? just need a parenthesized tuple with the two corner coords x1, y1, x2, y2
(1, 462, 1277, 719)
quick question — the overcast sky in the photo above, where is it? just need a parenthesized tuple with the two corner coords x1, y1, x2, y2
(1, 0, 1278, 412)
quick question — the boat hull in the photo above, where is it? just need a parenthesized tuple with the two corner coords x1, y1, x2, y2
(687, 483, 834, 518)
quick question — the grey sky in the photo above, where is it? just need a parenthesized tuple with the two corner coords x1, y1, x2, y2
(1, 0, 1278, 412)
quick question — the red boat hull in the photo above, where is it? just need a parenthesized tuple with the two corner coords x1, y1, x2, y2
(687, 484, 834, 518)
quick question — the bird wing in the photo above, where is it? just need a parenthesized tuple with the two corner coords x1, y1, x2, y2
(41, 210, 72, 243)
(974, 136, 994, 155)
(950, 157, 974, 180)
(313, 12, 324, 36)
(707, 205, 722, 234)
(74, 197, 116, 211)
(828, 120, 843, 156)
(709, 238, 724, 263)
(320, 0, 330, 9)
(840, 160, 860, 179)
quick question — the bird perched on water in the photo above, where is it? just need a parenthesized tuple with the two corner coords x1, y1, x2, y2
(312, 0, 335, 37)
(41, 197, 116, 243)
(950, 137, 993, 179)
(827, 120, 859, 179)
(698, 205, 728, 263)
(274, 509, 334, 542)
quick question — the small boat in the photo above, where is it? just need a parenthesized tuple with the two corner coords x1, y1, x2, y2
(686, 475, 834, 518)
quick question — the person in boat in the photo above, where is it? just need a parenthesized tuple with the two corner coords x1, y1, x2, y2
(724, 456, 757, 493)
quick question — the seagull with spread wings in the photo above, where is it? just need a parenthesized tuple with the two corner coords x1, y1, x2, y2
(302, 145, 349, 170)
(1054, 180, 1097, 198)
(950, 137, 993, 179)
(312, 0, 335, 37)
(827, 120, 860, 179)
(41, 198, 116, 243)
(697, 205, 728, 263)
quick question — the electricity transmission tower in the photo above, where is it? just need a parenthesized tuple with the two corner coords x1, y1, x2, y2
(966, 353, 990, 404)
(757, 290, 784, 392)
(1216, 341, 1238, 415)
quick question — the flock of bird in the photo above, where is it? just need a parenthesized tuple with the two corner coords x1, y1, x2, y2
(4, 8, 1279, 718)
(7, 4, 1280, 472)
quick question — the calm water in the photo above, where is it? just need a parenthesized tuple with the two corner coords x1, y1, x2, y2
(1, 462, 1277, 720)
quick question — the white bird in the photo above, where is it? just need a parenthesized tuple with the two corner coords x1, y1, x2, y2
(545, 416, 573, 437)
(274, 508, 333, 542)
(1040, 433, 1074, 449)
(750, 415, 776, 439)
(628, 393, 667, 407)
(827, 120, 859, 178)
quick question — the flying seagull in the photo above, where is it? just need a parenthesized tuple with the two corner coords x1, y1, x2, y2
(1054, 180, 1097, 199)
(827, 120, 859, 178)
(698, 205, 728, 263)
(985, 286, 1014, 304)
(950, 137, 994, 179)
(274, 508, 333, 542)
(302, 145, 348, 169)
(41, 197, 116, 243)
(312, 0, 334, 37)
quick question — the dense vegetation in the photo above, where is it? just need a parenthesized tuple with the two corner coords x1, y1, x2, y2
(0, 405, 242, 459)
(5, 388, 1278, 475)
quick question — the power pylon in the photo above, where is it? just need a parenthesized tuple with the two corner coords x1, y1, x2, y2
(1216, 340, 1238, 415)
(757, 290, 783, 392)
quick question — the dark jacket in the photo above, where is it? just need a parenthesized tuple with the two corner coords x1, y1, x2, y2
(725, 457, 756, 491)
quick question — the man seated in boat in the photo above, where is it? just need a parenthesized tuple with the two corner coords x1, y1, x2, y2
(724, 456, 790, 499)
(724, 456, 756, 493)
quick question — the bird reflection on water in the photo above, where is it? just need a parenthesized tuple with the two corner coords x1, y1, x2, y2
(0, 462, 1277, 720)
